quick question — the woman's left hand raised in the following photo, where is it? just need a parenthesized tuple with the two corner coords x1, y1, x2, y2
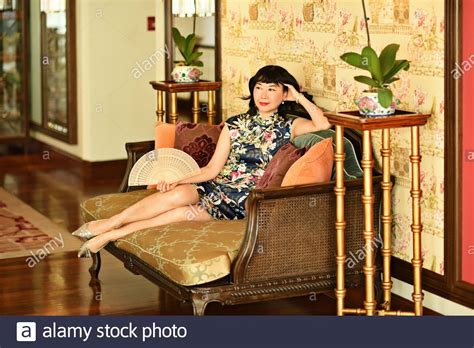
(283, 83, 300, 102)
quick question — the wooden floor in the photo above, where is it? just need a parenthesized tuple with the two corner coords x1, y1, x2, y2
(0, 149, 439, 315)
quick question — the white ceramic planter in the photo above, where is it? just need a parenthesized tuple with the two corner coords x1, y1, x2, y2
(355, 91, 397, 117)
(171, 66, 203, 83)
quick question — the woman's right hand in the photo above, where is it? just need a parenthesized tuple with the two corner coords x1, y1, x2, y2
(156, 180, 178, 193)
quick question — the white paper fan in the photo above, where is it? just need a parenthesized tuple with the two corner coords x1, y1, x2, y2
(128, 148, 201, 186)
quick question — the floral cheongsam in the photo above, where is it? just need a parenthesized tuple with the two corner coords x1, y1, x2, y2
(194, 112, 294, 220)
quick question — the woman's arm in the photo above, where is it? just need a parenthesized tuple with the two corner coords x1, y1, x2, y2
(283, 84, 331, 137)
(157, 125, 231, 192)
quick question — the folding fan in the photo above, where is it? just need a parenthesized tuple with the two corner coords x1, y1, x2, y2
(128, 148, 201, 186)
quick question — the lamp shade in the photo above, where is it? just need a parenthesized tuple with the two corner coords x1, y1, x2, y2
(40, 0, 66, 13)
(172, 0, 215, 17)
(0, 0, 17, 11)
(195, 0, 215, 16)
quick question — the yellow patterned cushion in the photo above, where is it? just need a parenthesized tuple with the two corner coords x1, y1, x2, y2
(80, 190, 247, 285)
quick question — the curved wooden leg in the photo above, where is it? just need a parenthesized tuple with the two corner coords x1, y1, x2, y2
(192, 298, 209, 316)
(89, 251, 102, 280)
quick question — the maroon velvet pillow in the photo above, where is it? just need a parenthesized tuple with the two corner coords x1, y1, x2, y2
(256, 143, 307, 189)
(174, 121, 224, 168)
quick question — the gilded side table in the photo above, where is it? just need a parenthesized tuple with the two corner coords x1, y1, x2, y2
(149, 80, 222, 124)
(325, 110, 431, 316)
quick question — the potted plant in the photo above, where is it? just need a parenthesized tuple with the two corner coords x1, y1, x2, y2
(340, 0, 410, 116)
(171, 27, 203, 83)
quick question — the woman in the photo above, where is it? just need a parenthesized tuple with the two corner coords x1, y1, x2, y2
(74, 65, 331, 257)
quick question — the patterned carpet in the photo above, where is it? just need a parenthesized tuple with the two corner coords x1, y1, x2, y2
(0, 187, 80, 260)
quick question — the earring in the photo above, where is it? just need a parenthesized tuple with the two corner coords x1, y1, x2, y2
(281, 101, 285, 104)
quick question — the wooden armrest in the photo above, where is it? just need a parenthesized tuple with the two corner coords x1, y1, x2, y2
(232, 176, 385, 284)
(119, 140, 155, 193)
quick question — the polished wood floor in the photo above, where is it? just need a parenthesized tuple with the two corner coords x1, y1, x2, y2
(0, 149, 439, 315)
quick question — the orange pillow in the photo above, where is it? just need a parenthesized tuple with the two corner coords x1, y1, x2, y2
(147, 122, 176, 190)
(154, 121, 176, 149)
(281, 138, 334, 187)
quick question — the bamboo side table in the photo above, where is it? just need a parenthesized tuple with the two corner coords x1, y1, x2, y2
(325, 110, 431, 316)
(149, 80, 222, 124)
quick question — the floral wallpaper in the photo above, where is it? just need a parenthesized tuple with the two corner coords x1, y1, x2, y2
(220, 0, 445, 274)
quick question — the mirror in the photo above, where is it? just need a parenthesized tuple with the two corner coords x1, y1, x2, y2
(30, 0, 76, 144)
(164, 0, 221, 121)
(0, 0, 28, 141)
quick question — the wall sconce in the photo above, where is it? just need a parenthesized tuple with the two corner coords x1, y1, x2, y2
(172, 0, 215, 17)
(40, 0, 66, 14)
(0, 0, 17, 11)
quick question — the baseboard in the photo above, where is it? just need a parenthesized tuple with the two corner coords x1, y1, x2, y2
(392, 257, 474, 309)
(27, 138, 127, 181)
(391, 278, 474, 315)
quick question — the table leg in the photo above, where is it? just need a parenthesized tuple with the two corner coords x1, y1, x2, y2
(192, 91, 200, 124)
(362, 130, 376, 315)
(156, 91, 164, 122)
(170, 92, 178, 124)
(207, 91, 216, 125)
(381, 129, 393, 309)
(410, 126, 424, 316)
(334, 125, 346, 316)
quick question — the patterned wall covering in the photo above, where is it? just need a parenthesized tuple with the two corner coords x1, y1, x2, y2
(220, 0, 445, 274)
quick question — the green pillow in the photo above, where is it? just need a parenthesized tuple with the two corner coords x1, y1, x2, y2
(292, 129, 363, 180)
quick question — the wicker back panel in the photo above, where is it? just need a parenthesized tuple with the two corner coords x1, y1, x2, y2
(244, 185, 382, 282)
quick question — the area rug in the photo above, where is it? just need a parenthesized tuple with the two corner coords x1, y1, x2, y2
(0, 187, 80, 261)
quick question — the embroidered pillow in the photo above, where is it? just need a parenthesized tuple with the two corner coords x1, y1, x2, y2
(174, 121, 223, 168)
(256, 143, 307, 189)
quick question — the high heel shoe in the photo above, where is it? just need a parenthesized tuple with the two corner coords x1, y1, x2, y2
(72, 220, 123, 240)
(77, 239, 108, 258)
(71, 222, 96, 240)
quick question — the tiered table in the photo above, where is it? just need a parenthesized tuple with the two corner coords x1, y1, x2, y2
(325, 110, 431, 316)
(149, 80, 222, 124)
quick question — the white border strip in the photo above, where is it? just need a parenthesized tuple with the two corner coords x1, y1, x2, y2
(392, 278, 474, 315)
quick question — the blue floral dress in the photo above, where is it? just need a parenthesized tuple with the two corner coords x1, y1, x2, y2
(195, 112, 294, 220)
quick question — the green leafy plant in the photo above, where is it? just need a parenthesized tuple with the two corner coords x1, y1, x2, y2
(339, 0, 410, 108)
(172, 27, 203, 67)
(4, 70, 20, 86)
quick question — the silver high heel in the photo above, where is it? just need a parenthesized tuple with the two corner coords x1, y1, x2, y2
(71, 222, 95, 240)
(77, 239, 108, 258)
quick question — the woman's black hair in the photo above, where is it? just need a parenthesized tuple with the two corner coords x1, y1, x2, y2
(243, 65, 300, 117)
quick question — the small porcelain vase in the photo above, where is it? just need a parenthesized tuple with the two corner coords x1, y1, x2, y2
(171, 65, 203, 83)
(355, 91, 398, 117)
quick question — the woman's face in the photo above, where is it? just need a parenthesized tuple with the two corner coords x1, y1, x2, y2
(253, 82, 287, 116)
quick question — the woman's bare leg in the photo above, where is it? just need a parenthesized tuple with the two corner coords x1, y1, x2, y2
(86, 184, 200, 235)
(83, 203, 212, 253)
